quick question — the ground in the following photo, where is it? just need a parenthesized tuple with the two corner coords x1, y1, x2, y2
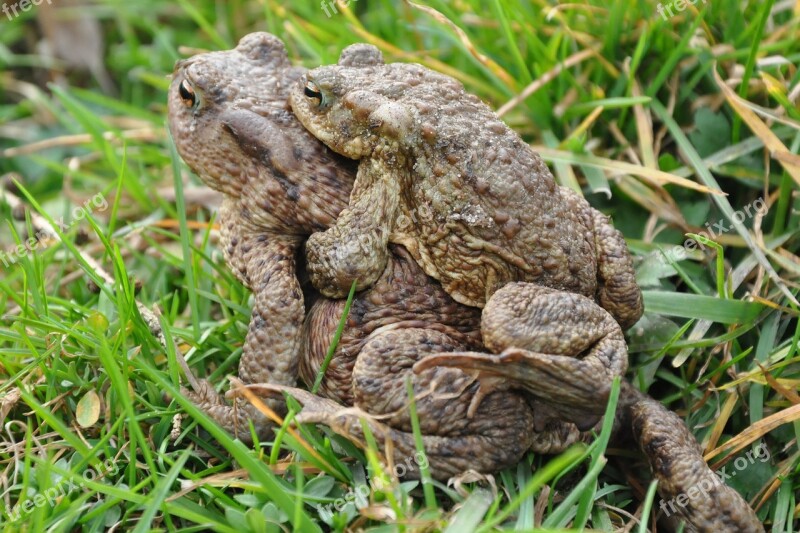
(0, 1, 798, 531)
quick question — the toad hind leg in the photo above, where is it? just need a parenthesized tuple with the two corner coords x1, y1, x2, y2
(292, 327, 535, 480)
(183, 380, 272, 438)
(621, 383, 764, 533)
(415, 283, 628, 431)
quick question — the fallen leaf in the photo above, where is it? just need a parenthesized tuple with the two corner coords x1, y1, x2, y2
(76, 389, 101, 427)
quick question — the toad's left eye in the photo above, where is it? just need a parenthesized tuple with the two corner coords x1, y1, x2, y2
(304, 80, 323, 105)
(179, 80, 196, 108)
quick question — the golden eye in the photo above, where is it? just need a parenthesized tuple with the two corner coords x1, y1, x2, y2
(304, 80, 323, 105)
(179, 80, 196, 108)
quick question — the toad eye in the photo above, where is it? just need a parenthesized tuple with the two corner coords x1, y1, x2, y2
(304, 80, 323, 105)
(178, 80, 196, 108)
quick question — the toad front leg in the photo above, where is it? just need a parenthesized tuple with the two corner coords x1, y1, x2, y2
(415, 283, 628, 431)
(184, 231, 304, 441)
(305, 158, 399, 298)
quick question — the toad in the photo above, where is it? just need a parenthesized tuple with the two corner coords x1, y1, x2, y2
(290, 45, 643, 332)
(168, 32, 357, 436)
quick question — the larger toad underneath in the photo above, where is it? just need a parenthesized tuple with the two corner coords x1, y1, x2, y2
(168, 32, 357, 435)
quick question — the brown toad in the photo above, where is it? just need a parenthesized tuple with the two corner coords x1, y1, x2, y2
(290, 45, 644, 425)
(168, 32, 357, 436)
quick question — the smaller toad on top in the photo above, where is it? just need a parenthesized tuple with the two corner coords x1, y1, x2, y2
(290, 44, 643, 330)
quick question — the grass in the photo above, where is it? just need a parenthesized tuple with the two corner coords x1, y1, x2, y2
(1, 0, 799, 530)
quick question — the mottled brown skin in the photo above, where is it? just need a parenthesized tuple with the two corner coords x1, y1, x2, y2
(294, 244, 549, 478)
(289, 272, 625, 475)
(166, 35, 763, 529)
(415, 281, 628, 431)
(290, 45, 643, 332)
(168, 32, 357, 436)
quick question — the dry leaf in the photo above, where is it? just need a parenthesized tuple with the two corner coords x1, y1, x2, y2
(713, 65, 800, 187)
(76, 389, 101, 427)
